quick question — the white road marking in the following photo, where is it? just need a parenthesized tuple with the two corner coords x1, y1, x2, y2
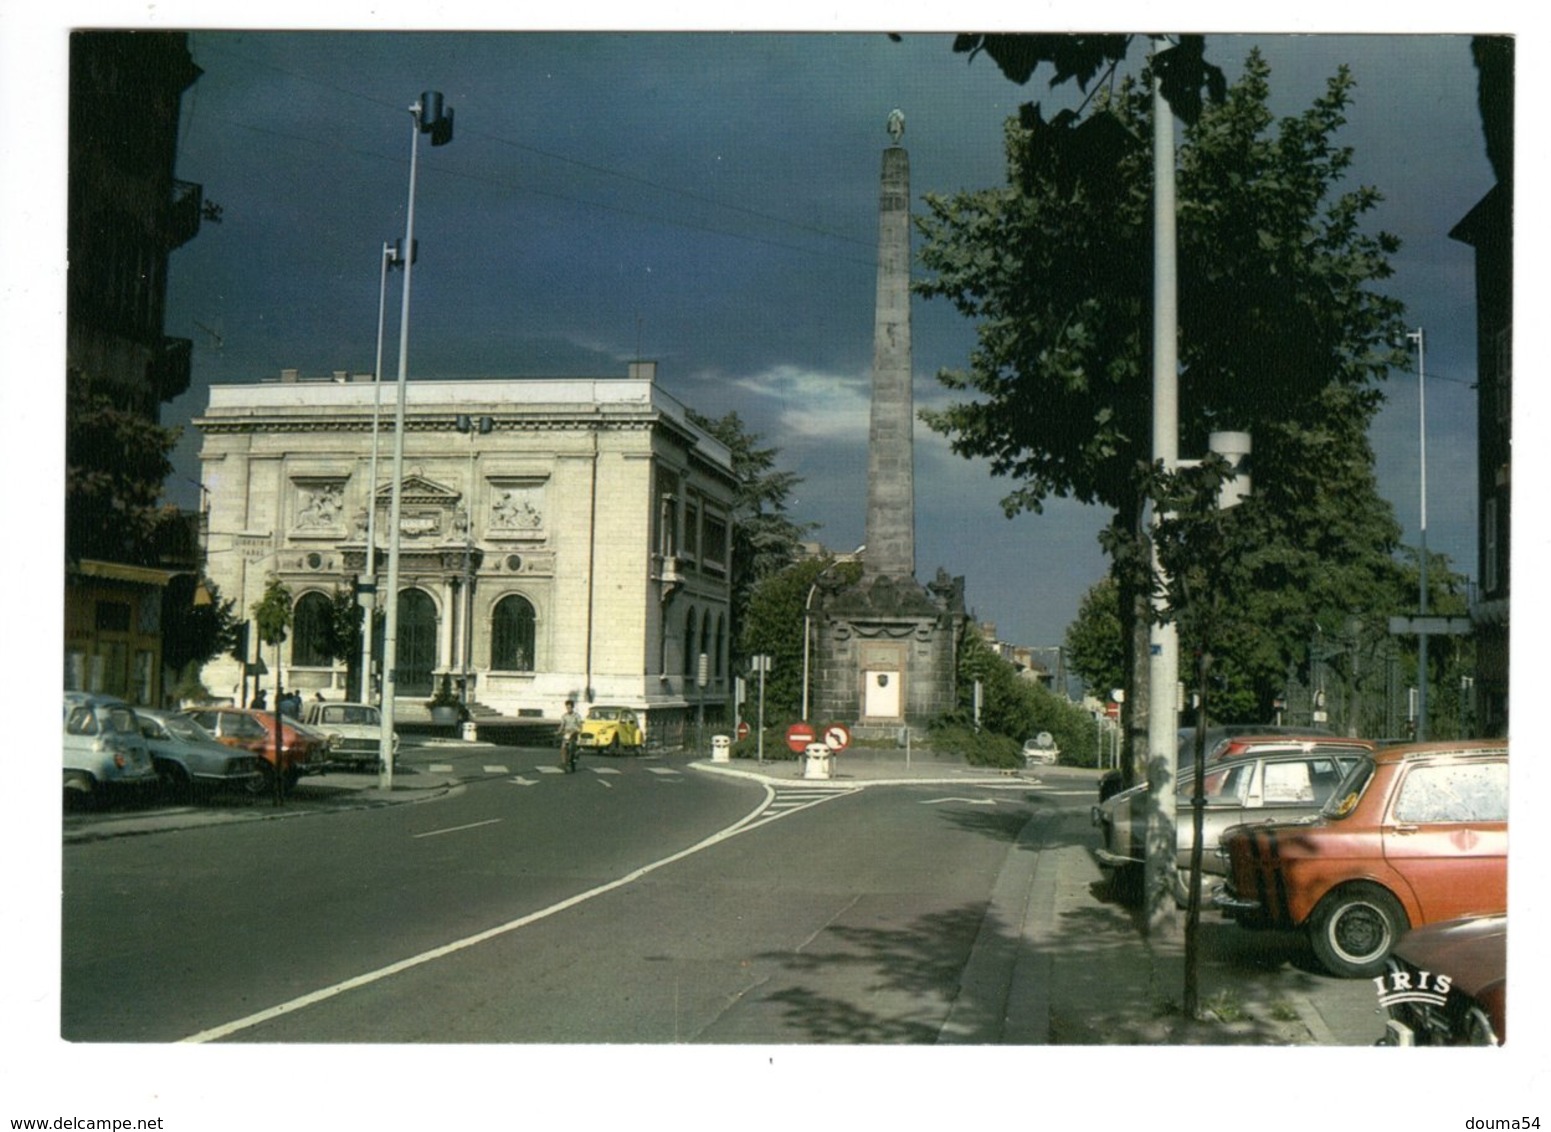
(647, 767, 681, 776)
(920, 797, 998, 806)
(179, 780, 860, 1043)
(537, 765, 565, 775)
(482, 765, 509, 774)
(428, 764, 455, 774)
(509, 777, 538, 787)
(412, 818, 503, 839)
(590, 767, 621, 775)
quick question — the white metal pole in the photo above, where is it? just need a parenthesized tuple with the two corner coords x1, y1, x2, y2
(1410, 327, 1429, 739)
(1146, 44, 1181, 921)
(359, 241, 395, 704)
(378, 100, 425, 791)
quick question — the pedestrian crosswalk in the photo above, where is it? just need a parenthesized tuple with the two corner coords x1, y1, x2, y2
(738, 783, 858, 832)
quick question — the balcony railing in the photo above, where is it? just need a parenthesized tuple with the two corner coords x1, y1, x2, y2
(166, 179, 203, 249)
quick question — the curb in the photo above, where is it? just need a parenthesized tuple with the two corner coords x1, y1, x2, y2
(687, 760, 1039, 789)
(62, 779, 458, 844)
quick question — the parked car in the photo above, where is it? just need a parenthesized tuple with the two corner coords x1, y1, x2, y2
(1096, 724, 1335, 803)
(184, 706, 330, 791)
(302, 700, 398, 770)
(1093, 735, 1373, 902)
(576, 705, 645, 752)
(62, 693, 158, 808)
(135, 708, 265, 799)
(1377, 913, 1505, 1046)
(1214, 740, 1508, 978)
(1022, 734, 1059, 766)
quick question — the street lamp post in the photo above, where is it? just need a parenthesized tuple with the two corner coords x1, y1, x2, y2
(454, 414, 493, 715)
(359, 239, 407, 705)
(1408, 328, 1430, 740)
(379, 91, 454, 792)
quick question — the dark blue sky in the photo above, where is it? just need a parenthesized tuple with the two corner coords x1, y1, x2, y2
(142, 29, 1494, 652)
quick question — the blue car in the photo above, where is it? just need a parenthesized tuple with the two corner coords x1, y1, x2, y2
(136, 708, 265, 800)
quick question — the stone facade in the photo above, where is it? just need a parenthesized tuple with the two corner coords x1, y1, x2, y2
(194, 364, 735, 740)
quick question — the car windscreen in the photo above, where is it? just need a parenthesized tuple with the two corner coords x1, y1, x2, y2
(165, 714, 217, 743)
(1321, 756, 1376, 820)
(588, 708, 620, 720)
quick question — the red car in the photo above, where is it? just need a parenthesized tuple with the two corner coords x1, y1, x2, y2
(185, 706, 329, 791)
(1378, 914, 1505, 1046)
(1214, 740, 1507, 978)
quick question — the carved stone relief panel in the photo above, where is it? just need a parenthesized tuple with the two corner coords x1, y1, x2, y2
(291, 479, 347, 535)
(488, 479, 547, 539)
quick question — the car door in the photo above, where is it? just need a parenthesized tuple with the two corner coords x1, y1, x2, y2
(1381, 757, 1508, 925)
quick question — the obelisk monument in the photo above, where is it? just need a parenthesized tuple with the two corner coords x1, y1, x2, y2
(809, 110, 966, 736)
(865, 107, 915, 579)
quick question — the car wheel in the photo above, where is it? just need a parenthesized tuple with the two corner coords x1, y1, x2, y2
(246, 763, 276, 798)
(63, 773, 96, 812)
(283, 766, 303, 792)
(1309, 882, 1408, 978)
(607, 734, 621, 754)
(159, 762, 193, 804)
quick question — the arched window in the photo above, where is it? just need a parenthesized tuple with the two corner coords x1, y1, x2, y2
(683, 607, 698, 679)
(396, 588, 438, 696)
(291, 591, 333, 667)
(699, 614, 711, 679)
(491, 594, 536, 672)
(715, 612, 726, 679)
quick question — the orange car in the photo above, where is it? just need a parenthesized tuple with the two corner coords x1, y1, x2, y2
(1214, 740, 1507, 978)
(184, 706, 329, 792)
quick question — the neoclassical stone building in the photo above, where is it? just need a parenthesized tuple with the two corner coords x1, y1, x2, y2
(195, 362, 735, 741)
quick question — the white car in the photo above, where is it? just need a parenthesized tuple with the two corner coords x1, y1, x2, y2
(1022, 734, 1059, 766)
(63, 693, 158, 808)
(302, 701, 399, 769)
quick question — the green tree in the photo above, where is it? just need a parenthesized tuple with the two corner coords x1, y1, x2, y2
(686, 409, 813, 668)
(946, 630, 1098, 766)
(161, 575, 240, 680)
(1064, 576, 1125, 699)
(917, 49, 1408, 773)
(65, 369, 183, 567)
(740, 555, 861, 720)
(251, 575, 293, 658)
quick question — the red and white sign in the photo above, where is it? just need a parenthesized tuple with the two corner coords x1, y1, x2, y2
(785, 722, 816, 753)
(736, 720, 751, 741)
(823, 723, 852, 751)
(1105, 702, 1120, 720)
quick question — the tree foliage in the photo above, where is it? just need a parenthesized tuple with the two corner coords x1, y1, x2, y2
(65, 369, 183, 567)
(161, 575, 240, 678)
(740, 555, 861, 720)
(1064, 576, 1125, 698)
(916, 47, 1411, 736)
(686, 408, 813, 666)
(948, 630, 1099, 766)
(251, 575, 293, 649)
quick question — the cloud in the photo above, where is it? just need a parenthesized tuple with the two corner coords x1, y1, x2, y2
(725, 363, 873, 445)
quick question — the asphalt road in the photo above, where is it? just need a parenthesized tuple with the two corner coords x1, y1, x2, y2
(62, 745, 1072, 1044)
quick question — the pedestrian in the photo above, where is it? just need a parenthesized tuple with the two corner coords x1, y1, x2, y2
(558, 699, 584, 773)
(251, 689, 267, 710)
